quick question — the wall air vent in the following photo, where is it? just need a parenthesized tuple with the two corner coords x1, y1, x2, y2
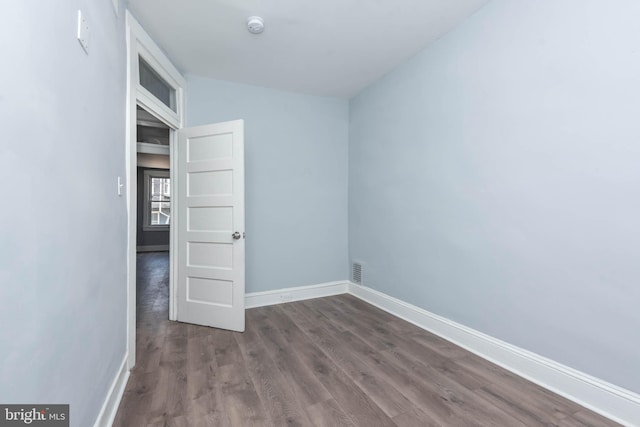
(352, 262, 363, 284)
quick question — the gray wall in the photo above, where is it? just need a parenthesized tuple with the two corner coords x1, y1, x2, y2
(0, 1, 127, 426)
(349, 0, 640, 393)
(137, 167, 170, 248)
(187, 76, 349, 293)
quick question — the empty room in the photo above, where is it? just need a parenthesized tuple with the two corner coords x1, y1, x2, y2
(1, 0, 639, 426)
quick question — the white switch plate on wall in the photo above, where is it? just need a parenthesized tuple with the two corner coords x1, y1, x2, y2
(77, 10, 90, 53)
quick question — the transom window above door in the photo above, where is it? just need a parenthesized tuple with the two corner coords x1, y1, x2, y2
(139, 56, 177, 112)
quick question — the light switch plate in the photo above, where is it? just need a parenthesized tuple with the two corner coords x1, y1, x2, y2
(77, 10, 90, 53)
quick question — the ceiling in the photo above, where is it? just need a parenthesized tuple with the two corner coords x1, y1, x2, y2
(127, 0, 490, 98)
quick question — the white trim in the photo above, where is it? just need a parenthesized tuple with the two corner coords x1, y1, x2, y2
(347, 283, 640, 427)
(129, 16, 185, 129)
(137, 142, 170, 155)
(137, 119, 168, 129)
(125, 11, 138, 371)
(245, 281, 350, 309)
(126, 10, 186, 370)
(92, 353, 129, 427)
(169, 130, 178, 321)
(136, 245, 169, 252)
(112, 271, 639, 426)
(137, 88, 180, 129)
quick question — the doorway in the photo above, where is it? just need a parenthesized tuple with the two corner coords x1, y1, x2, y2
(136, 106, 171, 253)
(126, 12, 246, 372)
(126, 11, 185, 369)
(135, 105, 172, 354)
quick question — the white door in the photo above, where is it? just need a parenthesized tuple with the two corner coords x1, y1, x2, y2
(176, 120, 245, 331)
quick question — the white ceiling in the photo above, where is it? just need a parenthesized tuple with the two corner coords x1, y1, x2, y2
(127, 0, 490, 98)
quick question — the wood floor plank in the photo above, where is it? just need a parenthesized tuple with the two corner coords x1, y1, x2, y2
(364, 344, 494, 425)
(325, 294, 397, 324)
(314, 297, 399, 351)
(495, 374, 582, 418)
(146, 415, 190, 427)
(288, 298, 350, 333)
(113, 389, 152, 427)
(330, 293, 423, 338)
(455, 353, 533, 386)
(558, 410, 620, 427)
(296, 346, 396, 427)
(210, 327, 243, 368)
(388, 331, 489, 391)
(334, 293, 400, 323)
(159, 335, 188, 365)
(219, 362, 272, 426)
(185, 334, 230, 426)
(275, 305, 397, 426)
(391, 406, 443, 427)
(572, 410, 623, 427)
(380, 345, 529, 427)
(122, 370, 160, 397)
(135, 333, 165, 374)
(377, 364, 480, 425)
(281, 301, 413, 417)
(408, 329, 475, 360)
(474, 386, 568, 427)
(332, 293, 421, 336)
(322, 322, 510, 426)
(457, 354, 584, 419)
(165, 318, 189, 340)
(114, 253, 622, 427)
(301, 297, 353, 325)
(248, 307, 333, 408)
(306, 399, 357, 427)
(145, 359, 188, 425)
(234, 316, 314, 426)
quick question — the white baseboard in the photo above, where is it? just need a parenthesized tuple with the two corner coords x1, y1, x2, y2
(348, 283, 640, 427)
(104, 280, 637, 426)
(245, 281, 349, 309)
(93, 353, 130, 427)
(136, 244, 169, 252)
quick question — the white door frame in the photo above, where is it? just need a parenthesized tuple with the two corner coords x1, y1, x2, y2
(125, 11, 186, 370)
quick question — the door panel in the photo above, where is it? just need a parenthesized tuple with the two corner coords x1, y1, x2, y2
(187, 133, 233, 161)
(188, 207, 233, 232)
(177, 120, 245, 331)
(187, 170, 233, 196)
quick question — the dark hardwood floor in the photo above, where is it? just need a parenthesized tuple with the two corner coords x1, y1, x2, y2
(114, 252, 619, 426)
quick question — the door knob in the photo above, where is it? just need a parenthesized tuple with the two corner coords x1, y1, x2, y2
(232, 231, 241, 240)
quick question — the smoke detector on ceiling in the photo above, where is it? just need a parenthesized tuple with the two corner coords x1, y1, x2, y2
(247, 16, 264, 34)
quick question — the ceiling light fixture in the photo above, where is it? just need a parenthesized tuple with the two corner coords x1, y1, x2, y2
(247, 16, 264, 34)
